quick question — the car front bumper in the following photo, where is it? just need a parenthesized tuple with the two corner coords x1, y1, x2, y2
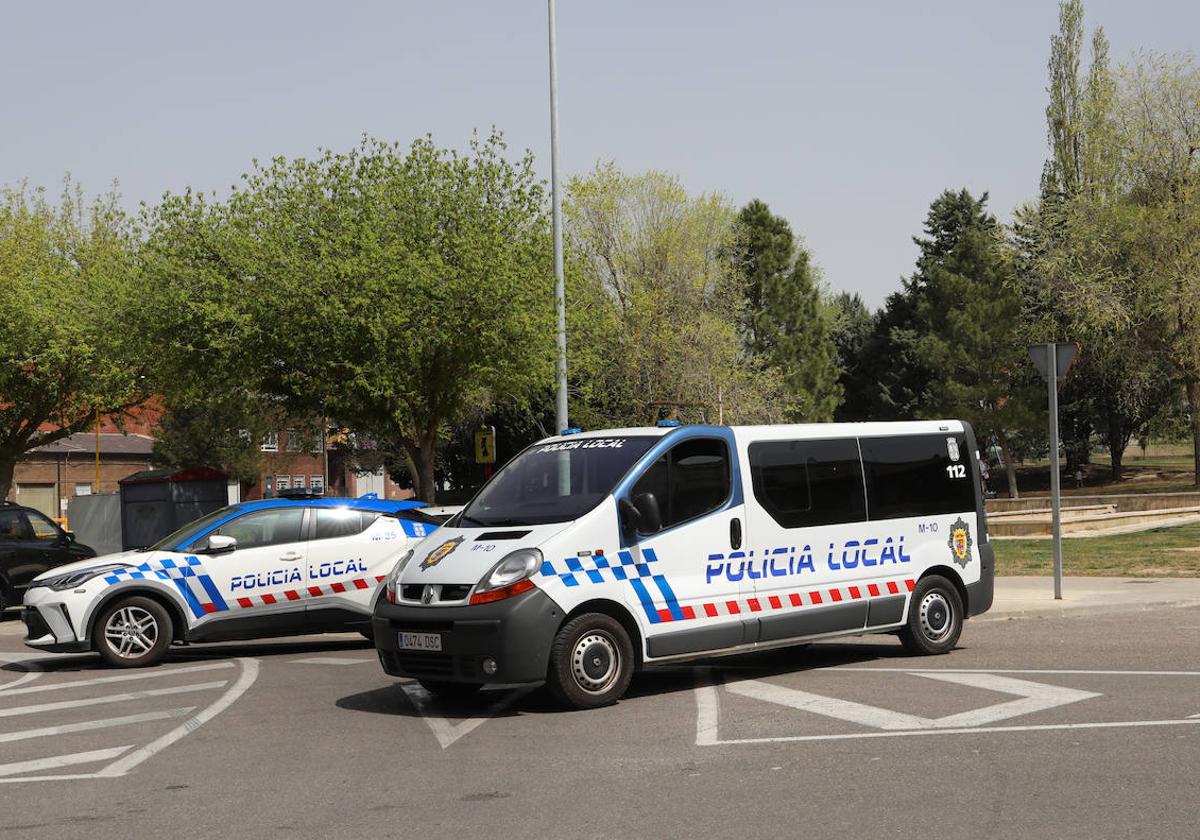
(21, 600, 89, 653)
(372, 587, 563, 685)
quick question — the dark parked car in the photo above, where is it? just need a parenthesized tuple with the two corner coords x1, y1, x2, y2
(0, 502, 96, 613)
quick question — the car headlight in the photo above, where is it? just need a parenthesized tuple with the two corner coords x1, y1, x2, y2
(469, 549, 542, 605)
(32, 564, 130, 592)
(384, 549, 415, 603)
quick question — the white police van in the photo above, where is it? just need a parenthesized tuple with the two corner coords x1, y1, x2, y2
(373, 421, 994, 709)
(23, 497, 439, 667)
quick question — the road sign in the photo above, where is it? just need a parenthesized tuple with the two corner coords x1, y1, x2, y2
(474, 426, 496, 465)
(1027, 342, 1079, 601)
(1029, 342, 1078, 385)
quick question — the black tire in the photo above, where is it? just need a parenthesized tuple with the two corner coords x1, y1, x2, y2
(899, 575, 963, 655)
(545, 613, 634, 709)
(94, 596, 173, 668)
(417, 680, 483, 700)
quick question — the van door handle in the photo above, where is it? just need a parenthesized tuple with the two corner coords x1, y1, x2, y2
(279, 551, 302, 561)
(730, 518, 742, 551)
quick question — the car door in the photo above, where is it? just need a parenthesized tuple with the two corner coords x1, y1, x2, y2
(620, 433, 750, 659)
(0, 508, 36, 598)
(304, 508, 410, 628)
(22, 509, 73, 582)
(189, 506, 309, 632)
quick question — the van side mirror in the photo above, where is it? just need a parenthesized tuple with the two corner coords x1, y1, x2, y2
(620, 492, 662, 536)
(204, 534, 238, 554)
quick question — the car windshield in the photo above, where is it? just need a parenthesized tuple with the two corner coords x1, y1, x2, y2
(147, 506, 239, 551)
(458, 436, 657, 527)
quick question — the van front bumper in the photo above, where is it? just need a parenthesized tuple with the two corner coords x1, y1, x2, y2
(372, 587, 563, 685)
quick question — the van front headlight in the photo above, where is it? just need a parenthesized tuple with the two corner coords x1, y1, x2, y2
(384, 549, 415, 603)
(470, 549, 542, 605)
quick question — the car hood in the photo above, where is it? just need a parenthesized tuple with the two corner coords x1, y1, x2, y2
(31, 549, 151, 581)
(400, 522, 572, 585)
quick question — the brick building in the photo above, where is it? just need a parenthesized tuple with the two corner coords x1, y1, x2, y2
(8, 414, 414, 518)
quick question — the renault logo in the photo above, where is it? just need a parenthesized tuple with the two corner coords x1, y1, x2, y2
(421, 585, 438, 605)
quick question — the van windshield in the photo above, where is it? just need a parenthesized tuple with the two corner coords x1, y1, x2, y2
(459, 436, 657, 527)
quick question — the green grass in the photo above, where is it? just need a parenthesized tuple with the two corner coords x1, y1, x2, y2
(994, 522, 1200, 577)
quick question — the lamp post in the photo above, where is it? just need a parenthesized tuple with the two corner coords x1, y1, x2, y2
(548, 0, 567, 435)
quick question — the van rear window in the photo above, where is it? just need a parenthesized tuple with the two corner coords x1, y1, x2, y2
(860, 434, 975, 520)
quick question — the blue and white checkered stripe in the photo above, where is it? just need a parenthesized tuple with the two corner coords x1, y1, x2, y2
(539, 548, 683, 625)
(103, 556, 228, 619)
(539, 548, 660, 587)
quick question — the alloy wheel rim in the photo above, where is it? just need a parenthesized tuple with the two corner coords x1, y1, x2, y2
(104, 606, 159, 659)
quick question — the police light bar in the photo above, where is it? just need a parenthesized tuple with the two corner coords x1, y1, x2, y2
(656, 420, 682, 427)
(560, 428, 582, 435)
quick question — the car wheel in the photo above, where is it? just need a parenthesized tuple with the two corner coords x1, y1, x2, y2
(417, 680, 483, 701)
(545, 613, 634, 710)
(94, 596, 173, 668)
(899, 575, 963, 655)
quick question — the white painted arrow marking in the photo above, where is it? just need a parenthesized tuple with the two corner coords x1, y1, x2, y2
(724, 672, 1100, 731)
(401, 684, 533, 749)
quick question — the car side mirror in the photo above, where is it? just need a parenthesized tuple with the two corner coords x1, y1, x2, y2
(204, 534, 238, 554)
(619, 497, 641, 541)
(62, 530, 76, 542)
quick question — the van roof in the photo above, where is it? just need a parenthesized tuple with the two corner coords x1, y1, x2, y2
(537, 420, 967, 445)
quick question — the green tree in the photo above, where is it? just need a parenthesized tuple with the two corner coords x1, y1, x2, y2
(914, 197, 1036, 498)
(830, 292, 877, 421)
(143, 133, 555, 502)
(0, 180, 150, 499)
(565, 165, 788, 427)
(731, 200, 842, 421)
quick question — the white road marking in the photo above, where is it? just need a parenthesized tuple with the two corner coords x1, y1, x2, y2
(0, 707, 196, 744)
(724, 673, 1099, 731)
(702, 716, 1200, 745)
(0, 746, 131, 778)
(0, 655, 43, 692)
(694, 669, 722, 747)
(0, 661, 234, 697)
(97, 658, 259, 778)
(0, 681, 227, 719)
(697, 667, 1200, 746)
(913, 672, 1102, 727)
(292, 657, 373, 666)
(835, 667, 1200, 677)
(400, 684, 534, 749)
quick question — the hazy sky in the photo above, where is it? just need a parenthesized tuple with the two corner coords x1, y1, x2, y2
(5, 1, 1197, 307)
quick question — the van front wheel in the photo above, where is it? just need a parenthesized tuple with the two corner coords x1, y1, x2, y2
(899, 575, 963, 655)
(546, 613, 634, 709)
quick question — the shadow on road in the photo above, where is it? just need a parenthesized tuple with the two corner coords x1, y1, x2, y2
(1, 635, 375, 675)
(336, 638, 947, 718)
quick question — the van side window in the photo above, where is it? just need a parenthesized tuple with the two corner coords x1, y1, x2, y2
(631, 438, 730, 532)
(860, 434, 975, 520)
(748, 438, 866, 528)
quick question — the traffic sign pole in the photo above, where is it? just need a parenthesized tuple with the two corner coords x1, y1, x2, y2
(1048, 342, 1063, 600)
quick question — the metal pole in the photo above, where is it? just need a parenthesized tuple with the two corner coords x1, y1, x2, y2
(1049, 342, 1063, 599)
(94, 411, 101, 494)
(548, 0, 567, 434)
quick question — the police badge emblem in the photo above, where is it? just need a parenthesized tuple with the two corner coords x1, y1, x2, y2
(947, 436, 960, 462)
(420, 537, 465, 571)
(947, 517, 973, 568)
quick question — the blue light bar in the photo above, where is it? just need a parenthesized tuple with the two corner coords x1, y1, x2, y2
(656, 420, 682, 427)
(560, 427, 583, 435)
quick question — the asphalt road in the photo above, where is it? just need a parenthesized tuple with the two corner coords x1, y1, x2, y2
(0, 603, 1197, 840)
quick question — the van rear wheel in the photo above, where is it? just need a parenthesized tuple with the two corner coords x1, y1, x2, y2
(546, 613, 634, 709)
(899, 575, 963, 655)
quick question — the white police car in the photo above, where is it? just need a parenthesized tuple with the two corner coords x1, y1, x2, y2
(23, 497, 439, 667)
(374, 421, 994, 708)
